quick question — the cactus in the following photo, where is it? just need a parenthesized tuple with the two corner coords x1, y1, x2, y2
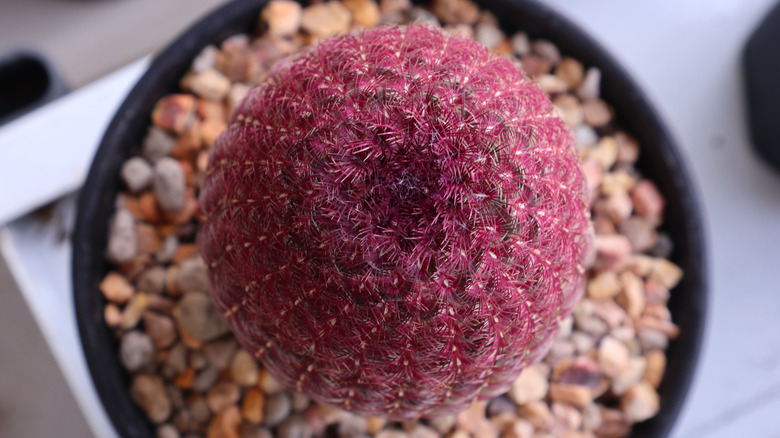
(199, 24, 589, 419)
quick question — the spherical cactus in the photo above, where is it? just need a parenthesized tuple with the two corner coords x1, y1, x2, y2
(199, 24, 589, 419)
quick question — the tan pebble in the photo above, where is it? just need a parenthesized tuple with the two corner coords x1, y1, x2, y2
(136, 224, 162, 255)
(170, 123, 201, 162)
(198, 97, 227, 123)
(577, 67, 601, 101)
(172, 243, 199, 264)
(510, 32, 530, 56)
(644, 280, 671, 304)
(143, 311, 177, 349)
(595, 408, 630, 437)
(261, 0, 303, 37)
(201, 119, 227, 148)
(570, 331, 595, 354)
(551, 401, 583, 430)
(456, 399, 488, 434)
(474, 23, 504, 50)
(581, 158, 602, 203)
(228, 83, 250, 117)
(604, 190, 633, 224)
(100, 271, 134, 304)
(556, 57, 584, 89)
(644, 303, 672, 321)
(538, 74, 568, 94)
(203, 338, 238, 369)
(553, 94, 584, 128)
(543, 339, 575, 366)
(172, 292, 230, 343)
(258, 368, 285, 394)
(131, 374, 171, 424)
(164, 265, 182, 298)
(301, 2, 352, 37)
(427, 414, 455, 434)
(430, 0, 479, 24)
(619, 216, 658, 253)
(587, 271, 620, 300)
(616, 271, 645, 320)
(518, 54, 552, 77)
(175, 255, 210, 293)
(554, 356, 601, 390)
(191, 367, 219, 393)
(189, 69, 231, 101)
(574, 303, 609, 337)
(581, 403, 602, 431)
(489, 412, 515, 431)
(583, 99, 612, 127)
(118, 253, 152, 283)
(408, 424, 438, 438)
(152, 94, 196, 134)
(380, 0, 410, 14)
(612, 356, 647, 395)
(242, 388, 265, 424)
(192, 45, 219, 74)
(598, 336, 629, 377)
(231, 350, 260, 386)
(649, 258, 683, 289)
(264, 392, 292, 427)
(207, 381, 241, 413)
(615, 131, 640, 164)
(341, 0, 380, 27)
(531, 40, 561, 65)
(473, 421, 498, 438)
(631, 180, 665, 225)
(638, 315, 680, 339)
(367, 416, 388, 434)
(105, 303, 122, 328)
(643, 350, 666, 388)
(548, 383, 592, 407)
(592, 299, 626, 329)
(508, 363, 548, 405)
(318, 403, 349, 425)
(600, 170, 636, 196)
(136, 266, 166, 294)
(589, 137, 619, 170)
(138, 192, 164, 224)
(626, 255, 654, 277)
(593, 234, 632, 271)
(516, 401, 554, 430)
(444, 24, 474, 38)
(622, 382, 659, 422)
(121, 292, 149, 329)
(207, 405, 241, 438)
(376, 430, 411, 438)
(638, 328, 669, 351)
(502, 418, 533, 438)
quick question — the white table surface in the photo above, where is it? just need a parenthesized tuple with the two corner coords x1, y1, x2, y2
(2, 1, 780, 437)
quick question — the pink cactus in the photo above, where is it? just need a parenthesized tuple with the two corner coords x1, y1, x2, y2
(199, 24, 589, 419)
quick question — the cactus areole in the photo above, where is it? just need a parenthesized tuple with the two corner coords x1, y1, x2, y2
(199, 25, 589, 419)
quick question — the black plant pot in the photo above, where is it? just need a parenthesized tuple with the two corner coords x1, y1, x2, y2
(73, 1, 707, 437)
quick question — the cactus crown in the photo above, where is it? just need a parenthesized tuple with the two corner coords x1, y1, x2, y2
(199, 24, 589, 419)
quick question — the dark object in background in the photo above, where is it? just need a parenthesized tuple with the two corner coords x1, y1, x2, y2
(745, 1, 780, 172)
(72, 0, 707, 437)
(0, 51, 68, 126)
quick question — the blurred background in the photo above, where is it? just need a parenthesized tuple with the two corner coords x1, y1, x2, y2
(2, 1, 780, 437)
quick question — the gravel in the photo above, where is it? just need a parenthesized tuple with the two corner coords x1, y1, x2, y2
(100, 2, 684, 437)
